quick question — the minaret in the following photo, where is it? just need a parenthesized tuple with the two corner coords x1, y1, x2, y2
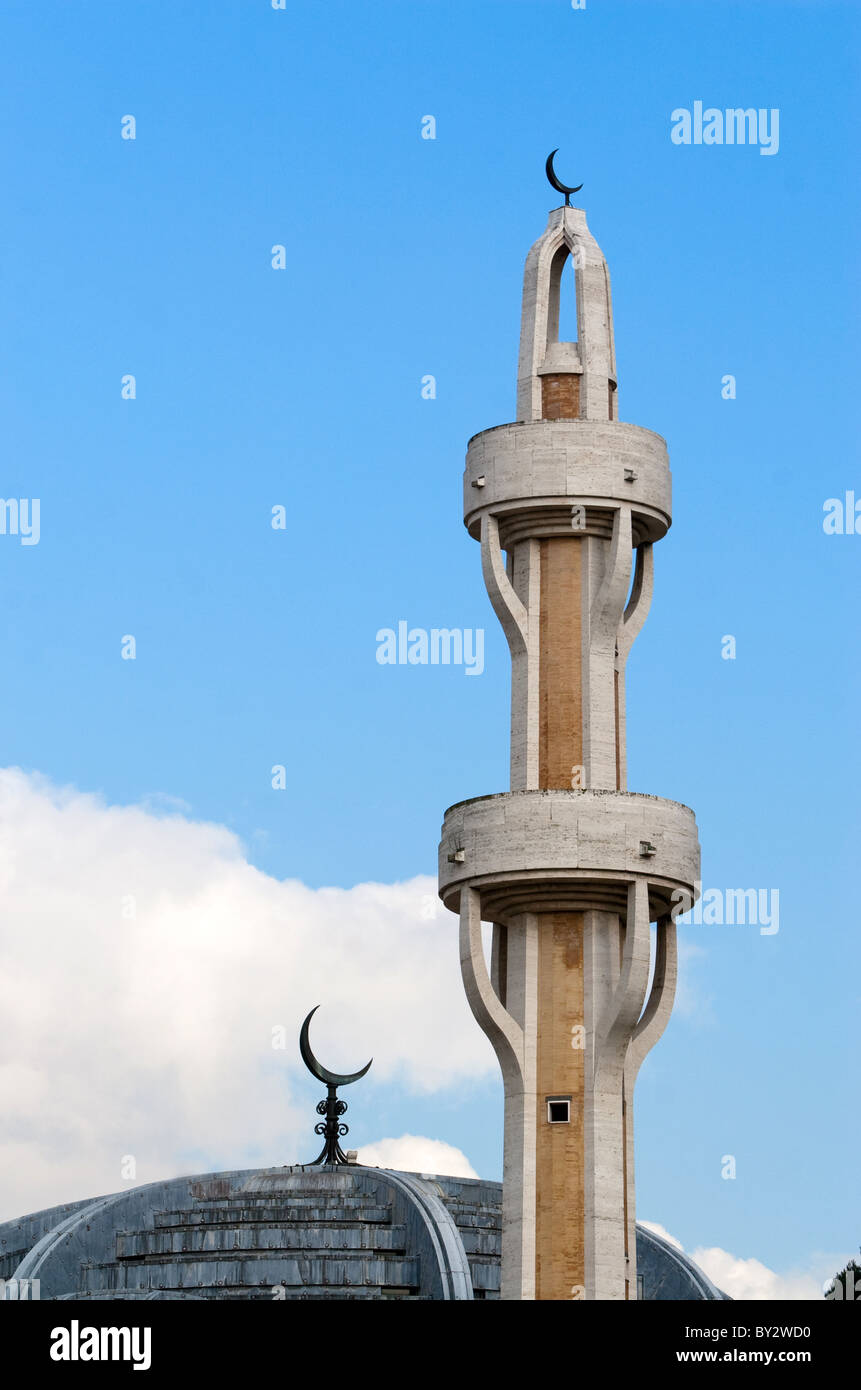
(438, 174, 701, 1301)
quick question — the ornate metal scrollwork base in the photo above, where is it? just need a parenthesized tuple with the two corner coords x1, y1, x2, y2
(310, 1086, 351, 1166)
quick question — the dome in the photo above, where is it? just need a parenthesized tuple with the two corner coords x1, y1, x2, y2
(1, 1164, 727, 1301)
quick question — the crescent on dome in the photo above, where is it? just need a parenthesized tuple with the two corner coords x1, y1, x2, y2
(299, 1005, 373, 1088)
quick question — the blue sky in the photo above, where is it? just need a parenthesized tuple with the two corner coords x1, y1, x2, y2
(0, 0, 858, 1287)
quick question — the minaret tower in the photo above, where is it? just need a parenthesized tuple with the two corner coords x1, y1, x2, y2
(438, 170, 701, 1301)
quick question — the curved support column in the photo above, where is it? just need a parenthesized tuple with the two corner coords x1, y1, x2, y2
(619, 542, 654, 664)
(583, 507, 633, 790)
(480, 514, 527, 655)
(622, 915, 678, 1288)
(629, 915, 677, 1084)
(591, 505, 633, 641)
(459, 888, 537, 1300)
(615, 541, 654, 789)
(596, 879, 652, 1085)
(459, 886, 523, 1082)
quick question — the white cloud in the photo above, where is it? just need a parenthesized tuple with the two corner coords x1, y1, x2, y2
(641, 1221, 846, 1300)
(691, 1246, 844, 1302)
(0, 768, 496, 1222)
(356, 1135, 478, 1178)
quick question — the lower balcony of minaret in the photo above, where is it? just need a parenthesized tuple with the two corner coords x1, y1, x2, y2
(438, 789, 700, 924)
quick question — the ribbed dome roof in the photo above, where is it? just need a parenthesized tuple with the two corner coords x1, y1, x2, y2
(1, 1165, 728, 1301)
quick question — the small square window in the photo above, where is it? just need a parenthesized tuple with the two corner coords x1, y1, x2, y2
(547, 1098, 571, 1124)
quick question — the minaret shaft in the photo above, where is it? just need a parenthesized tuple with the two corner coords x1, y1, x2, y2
(538, 539, 584, 789)
(534, 539, 586, 1298)
(534, 912, 585, 1299)
(439, 200, 700, 1300)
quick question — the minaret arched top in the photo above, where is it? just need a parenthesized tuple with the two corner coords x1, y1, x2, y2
(516, 205, 617, 424)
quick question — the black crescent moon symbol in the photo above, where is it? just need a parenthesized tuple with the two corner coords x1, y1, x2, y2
(546, 148, 583, 197)
(299, 1006, 373, 1087)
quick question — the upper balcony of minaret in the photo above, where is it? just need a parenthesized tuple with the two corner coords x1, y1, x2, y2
(464, 205, 673, 550)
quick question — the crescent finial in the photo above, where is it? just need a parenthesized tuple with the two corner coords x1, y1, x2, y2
(299, 1006, 373, 1088)
(545, 148, 583, 206)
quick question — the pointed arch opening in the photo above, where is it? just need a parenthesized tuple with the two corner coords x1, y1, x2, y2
(546, 243, 579, 348)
